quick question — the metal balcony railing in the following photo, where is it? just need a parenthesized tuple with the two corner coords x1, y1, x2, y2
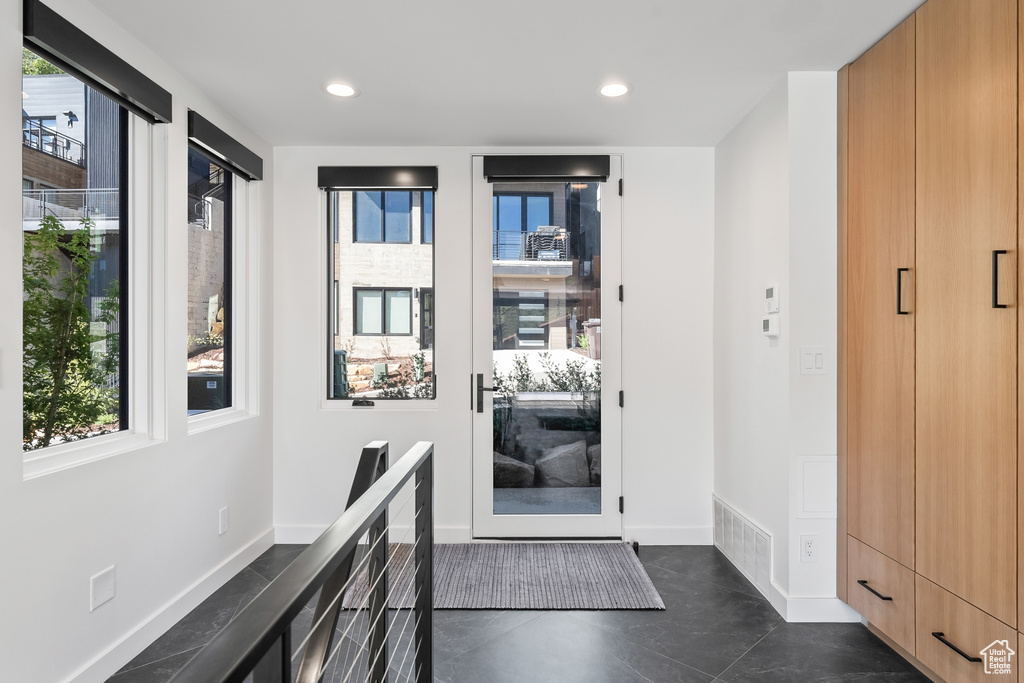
(22, 188, 119, 222)
(493, 227, 570, 261)
(22, 117, 85, 167)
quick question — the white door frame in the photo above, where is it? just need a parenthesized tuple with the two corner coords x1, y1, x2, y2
(471, 154, 623, 538)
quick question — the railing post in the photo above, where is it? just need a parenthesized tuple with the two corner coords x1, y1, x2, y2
(252, 628, 291, 683)
(367, 505, 389, 683)
(413, 449, 434, 682)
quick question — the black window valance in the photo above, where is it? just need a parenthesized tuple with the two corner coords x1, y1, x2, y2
(188, 110, 263, 181)
(483, 155, 610, 183)
(23, 0, 172, 124)
(318, 166, 439, 190)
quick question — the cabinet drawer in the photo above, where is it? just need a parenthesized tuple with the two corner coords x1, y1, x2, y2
(847, 536, 915, 654)
(916, 576, 1017, 682)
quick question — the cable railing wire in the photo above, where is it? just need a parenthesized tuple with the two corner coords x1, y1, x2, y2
(167, 440, 434, 683)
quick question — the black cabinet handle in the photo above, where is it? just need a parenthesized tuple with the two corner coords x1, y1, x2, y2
(932, 632, 982, 663)
(857, 580, 893, 601)
(896, 268, 909, 315)
(476, 373, 493, 413)
(993, 250, 1007, 308)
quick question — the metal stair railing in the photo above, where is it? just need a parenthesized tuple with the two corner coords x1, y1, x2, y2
(167, 440, 434, 683)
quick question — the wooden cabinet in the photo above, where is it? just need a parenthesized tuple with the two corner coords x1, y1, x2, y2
(848, 537, 917, 654)
(845, 15, 916, 570)
(914, 0, 1018, 628)
(916, 576, 1018, 683)
(840, 0, 1021, 678)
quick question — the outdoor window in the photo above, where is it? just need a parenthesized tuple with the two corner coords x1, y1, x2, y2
(355, 288, 412, 335)
(492, 192, 553, 260)
(322, 165, 436, 400)
(21, 49, 128, 451)
(186, 147, 231, 415)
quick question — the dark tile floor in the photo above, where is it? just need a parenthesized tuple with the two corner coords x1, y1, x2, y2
(108, 544, 929, 683)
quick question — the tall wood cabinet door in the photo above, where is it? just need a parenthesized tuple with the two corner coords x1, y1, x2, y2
(846, 17, 917, 569)
(916, 0, 1018, 628)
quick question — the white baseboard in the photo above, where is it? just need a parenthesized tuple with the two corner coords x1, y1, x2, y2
(769, 582, 862, 623)
(625, 526, 713, 546)
(69, 528, 276, 683)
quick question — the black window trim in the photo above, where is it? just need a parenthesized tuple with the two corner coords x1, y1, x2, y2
(353, 287, 414, 337)
(187, 110, 263, 181)
(352, 190, 416, 245)
(493, 191, 555, 232)
(186, 146, 233, 414)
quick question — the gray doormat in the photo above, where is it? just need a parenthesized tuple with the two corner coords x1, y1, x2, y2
(342, 542, 665, 610)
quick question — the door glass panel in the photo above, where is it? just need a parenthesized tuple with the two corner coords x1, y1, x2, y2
(491, 182, 602, 515)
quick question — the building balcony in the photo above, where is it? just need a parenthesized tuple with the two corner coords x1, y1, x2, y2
(22, 117, 85, 167)
(22, 188, 119, 232)
(492, 227, 572, 277)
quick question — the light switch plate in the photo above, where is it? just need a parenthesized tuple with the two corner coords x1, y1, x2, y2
(90, 565, 116, 611)
(799, 347, 827, 375)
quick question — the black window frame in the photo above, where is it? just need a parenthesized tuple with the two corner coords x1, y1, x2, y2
(492, 191, 555, 232)
(185, 145, 233, 415)
(352, 190, 416, 244)
(353, 287, 414, 336)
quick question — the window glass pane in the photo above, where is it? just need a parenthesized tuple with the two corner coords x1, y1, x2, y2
(526, 196, 551, 231)
(422, 191, 433, 244)
(497, 195, 522, 231)
(384, 191, 411, 242)
(186, 147, 231, 414)
(386, 290, 412, 335)
(354, 191, 382, 242)
(22, 49, 127, 450)
(356, 289, 383, 334)
(329, 186, 434, 400)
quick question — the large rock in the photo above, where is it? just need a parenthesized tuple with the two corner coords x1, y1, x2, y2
(493, 452, 535, 488)
(536, 440, 591, 487)
(515, 429, 593, 467)
(587, 443, 601, 486)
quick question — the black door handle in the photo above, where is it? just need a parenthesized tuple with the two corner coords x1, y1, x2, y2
(896, 268, 909, 315)
(476, 373, 493, 413)
(932, 632, 983, 663)
(993, 250, 1008, 308)
(857, 580, 893, 601)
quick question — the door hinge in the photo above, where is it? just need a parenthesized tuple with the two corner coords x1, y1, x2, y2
(618, 284, 623, 302)
(618, 178, 623, 196)
(618, 390, 624, 407)
(619, 496, 624, 514)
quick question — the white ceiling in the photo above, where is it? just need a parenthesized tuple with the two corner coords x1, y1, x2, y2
(90, 0, 923, 147)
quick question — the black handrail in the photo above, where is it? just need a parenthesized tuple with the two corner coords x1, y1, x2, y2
(167, 440, 434, 683)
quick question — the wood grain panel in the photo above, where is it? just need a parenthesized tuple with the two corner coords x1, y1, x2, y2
(846, 16, 917, 569)
(847, 536, 916, 654)
(917, 576, 1018, 682)
(1020, 0, 1024, 635)
(915, 0, 1017, 627)
(837, 62, 849, 604)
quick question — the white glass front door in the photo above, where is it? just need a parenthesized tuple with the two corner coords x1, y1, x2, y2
(471, 155, 622, 538)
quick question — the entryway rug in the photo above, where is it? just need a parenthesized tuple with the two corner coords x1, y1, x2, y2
(342, 542, 665, 610)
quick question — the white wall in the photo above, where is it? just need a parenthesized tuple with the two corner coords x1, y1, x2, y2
(272, 146, 716, 546)
(0, 1, 276, 681)
(714, 73, 855, 621)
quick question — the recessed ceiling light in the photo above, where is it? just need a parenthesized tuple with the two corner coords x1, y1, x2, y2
(598, 83, 629, 98)
(325, 83, 358, 98)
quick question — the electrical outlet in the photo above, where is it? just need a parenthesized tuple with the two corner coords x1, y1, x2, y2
(218, 507, 229, 535)
(90, 565, 116, 611)
(801, 535, 818, 563)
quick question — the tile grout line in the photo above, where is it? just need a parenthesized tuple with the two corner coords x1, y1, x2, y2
(712, 621, 782, 683)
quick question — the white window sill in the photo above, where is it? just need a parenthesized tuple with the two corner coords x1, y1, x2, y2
(23, 431, 160, 481)
(187, 406, 256, 435)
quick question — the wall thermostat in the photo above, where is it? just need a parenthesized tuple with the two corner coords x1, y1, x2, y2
(762, 314, 779, 338)
(765, 284, 780, 313)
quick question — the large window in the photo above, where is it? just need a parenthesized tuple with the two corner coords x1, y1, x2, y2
(355, 288, 412, 335)
(492, 192, 553, 260)
(323, 167, 436, 400)
(21, 50, 128, 451)
(186, 147, 231, 414)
